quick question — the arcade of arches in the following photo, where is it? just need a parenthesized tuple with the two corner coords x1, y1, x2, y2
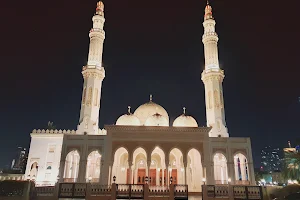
(60, 148, 251, 192)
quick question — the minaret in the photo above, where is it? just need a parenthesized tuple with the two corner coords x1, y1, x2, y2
(201, 1, 229, 137)
(77, 1, 106, 135)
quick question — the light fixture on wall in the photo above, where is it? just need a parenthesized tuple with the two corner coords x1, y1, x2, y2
(181, 168, 184, 172)
(121, 167, 125, 172)
(202, 177, 206, 185)
(228, 178, 231, 184)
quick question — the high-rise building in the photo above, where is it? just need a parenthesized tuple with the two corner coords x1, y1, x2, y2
(11, 147, 27, 173)
(260, 146, 282, 173)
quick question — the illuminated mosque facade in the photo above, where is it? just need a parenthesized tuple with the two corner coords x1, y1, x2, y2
(25, 1, 256, 192)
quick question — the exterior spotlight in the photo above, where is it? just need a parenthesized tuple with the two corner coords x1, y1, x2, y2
(113, 176, 116, 183)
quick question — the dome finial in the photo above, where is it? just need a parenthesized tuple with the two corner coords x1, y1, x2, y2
(207, 0, 209, 5)
(150, 94, 153, 102)
(183, 107, 186, 115)
(128, 106, 131, 114)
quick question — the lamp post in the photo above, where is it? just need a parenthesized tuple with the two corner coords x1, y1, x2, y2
(113, 176, 116, 183)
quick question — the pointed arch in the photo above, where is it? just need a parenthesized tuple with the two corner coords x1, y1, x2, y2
(169, 148, 184, 184)
(112, 147, 129, 184)
(187, 148, 203, 192)
(234, 153, 249, 183)
(213, 153, 228, 184)
(63, 150, 80, 182)
(86, 150, 101, 182)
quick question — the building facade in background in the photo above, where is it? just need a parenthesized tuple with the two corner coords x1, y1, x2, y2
(23, 1, 256, 191)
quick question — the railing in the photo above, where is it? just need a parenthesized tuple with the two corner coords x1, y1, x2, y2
(89, 184, 111, 196)
(203, 185, 262, 200)
(58, 183, 86, 198)
(174, 184, 188, 200)
(214, 185, 229, 198)
(35, 186, 55, 196)
(116, 184, 144, 199)
(149, 185, 170, 197)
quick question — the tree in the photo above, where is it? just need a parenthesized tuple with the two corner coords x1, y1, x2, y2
(46, 121, 56, 130)
(283, 150, 300, 181)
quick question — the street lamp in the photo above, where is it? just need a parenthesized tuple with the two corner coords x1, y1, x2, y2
(113, 176, 116, 183)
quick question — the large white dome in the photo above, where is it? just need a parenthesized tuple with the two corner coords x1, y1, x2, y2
(134, 99, 169, 125)
(173, 114, 198, 127)
(144, 113, 169, 126)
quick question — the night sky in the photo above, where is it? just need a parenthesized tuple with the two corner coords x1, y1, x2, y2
(1, 0, 300, 169)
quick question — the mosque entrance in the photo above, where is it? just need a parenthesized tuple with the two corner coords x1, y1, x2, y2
(137, 169, 146, 184)
(149, 169, 156, 186)
(172, 169, 177, 184)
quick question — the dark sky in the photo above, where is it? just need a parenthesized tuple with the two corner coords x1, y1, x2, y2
(1, 0, 300, 168)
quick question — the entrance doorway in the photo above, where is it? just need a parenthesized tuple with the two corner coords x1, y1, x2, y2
(171, 169, 177, 184)
(149, 169, 156, 186)
(137, 169, 146, 184)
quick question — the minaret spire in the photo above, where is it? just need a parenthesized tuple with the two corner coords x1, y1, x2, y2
(78, 1, 106, 135)
(201, 2, 229, 137)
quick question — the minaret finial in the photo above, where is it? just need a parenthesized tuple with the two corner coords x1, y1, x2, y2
(288, 141, 291, 148)
(150, 94, 153, 102)
(183, 107, 186, 115)
(96, 1, 104, 16)
(207, 0, 209, 5)
(128, 106, 131, 114)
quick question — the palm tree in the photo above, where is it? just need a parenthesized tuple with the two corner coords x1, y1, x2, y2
(283, 150, 300, 181)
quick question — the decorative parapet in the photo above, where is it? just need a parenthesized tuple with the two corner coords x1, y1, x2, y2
(31, 129, 77, 134)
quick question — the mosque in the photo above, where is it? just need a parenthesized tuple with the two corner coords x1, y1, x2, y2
(24, 1, 256, 192)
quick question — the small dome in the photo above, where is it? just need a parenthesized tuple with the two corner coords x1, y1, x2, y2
(173, 107, 198, 127)
(144, 113, 169, 127)
(134, 95, 169, 125)
(116, 106, 141, 126)
(116, 114, 141, 126)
